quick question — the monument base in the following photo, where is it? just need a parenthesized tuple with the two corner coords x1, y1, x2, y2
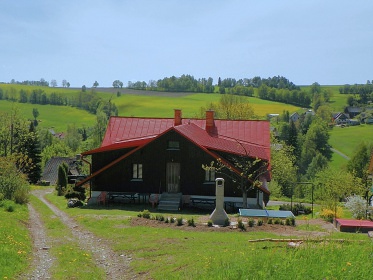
(210, 208, 229, 226)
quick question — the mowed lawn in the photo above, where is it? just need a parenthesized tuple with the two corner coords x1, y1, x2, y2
(42, 192, 373, 280)
(329, 124, 373, 158)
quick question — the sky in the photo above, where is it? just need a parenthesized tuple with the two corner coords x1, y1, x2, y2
(1, 0, 372, 87)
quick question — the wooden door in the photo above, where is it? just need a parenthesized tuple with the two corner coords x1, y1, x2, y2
(166, 162, 180, 193)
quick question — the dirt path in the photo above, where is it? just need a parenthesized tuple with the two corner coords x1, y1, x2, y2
(20, 189, 138, 280)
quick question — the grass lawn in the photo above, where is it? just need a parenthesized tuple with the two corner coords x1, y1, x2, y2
(329, 124, 373, 158)
(44, 192, 373, 280)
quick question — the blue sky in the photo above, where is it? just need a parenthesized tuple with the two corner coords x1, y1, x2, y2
(1, 0, 372, 87)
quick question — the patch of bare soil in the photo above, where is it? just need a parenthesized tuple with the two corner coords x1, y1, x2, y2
(20, 189, 140, 280)
(130, 216, 336, 238)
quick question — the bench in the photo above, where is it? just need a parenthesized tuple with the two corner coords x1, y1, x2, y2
(190, 197, 216, 206)
(108, 192, 137, 204)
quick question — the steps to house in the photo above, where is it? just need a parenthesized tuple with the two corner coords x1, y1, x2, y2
(157, 192, 182, 211)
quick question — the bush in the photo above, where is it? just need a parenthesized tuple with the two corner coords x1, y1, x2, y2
(320, 207, 344, 222)
(223, 218, 230, 227)
(279, 203, 312, 216)
(187, 217, 196, 227)
(0, 157, 30, 204)
(257, 219, 263, 226)
(138, 210, 151, 219)
(345, 195, 367, 219)
(274, 218, 281, 225)
(207, 220, 213, 227)
(268, 218, 273, 224)
(155, 214, 165, 221)
(286, 217, 296, 226)
(0, 200, 16, 212)
(176, 217, 183, 226)
(237, 218, 246, 231)
(248, 219, 255, 227)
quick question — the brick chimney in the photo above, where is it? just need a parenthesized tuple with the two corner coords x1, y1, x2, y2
(174, 109, 182, 126)
(205, 110, 215, 132)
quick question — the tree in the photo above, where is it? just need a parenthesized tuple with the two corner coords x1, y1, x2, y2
(299, 118, 331, 174)
(32, 108, 39, 127)
(62, 79, 67, 87)
(41, 141, 73, 167)
(82, 85, 86, 92)
(270, 141, 298, 197)
(93, 81, 99, 88)
(199, 94, 255, 120)
(313, 167, 364, 211)
(92, 109, 108, 148)
(112, 80, 123, 88)
(19, 122, 42, 184)
(57, 164, 68, 196)
(203, 142, 269, 208)
(50, 79, 58, 87)
(64, 124, 81, 152)
(347, 142, 370, 180)
(66, 82, 70, 88)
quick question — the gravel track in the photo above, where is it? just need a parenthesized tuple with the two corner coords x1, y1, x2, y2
(19, 189, 139, 280)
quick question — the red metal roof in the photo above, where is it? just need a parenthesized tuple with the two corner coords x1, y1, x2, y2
(96, 116, 270, 158)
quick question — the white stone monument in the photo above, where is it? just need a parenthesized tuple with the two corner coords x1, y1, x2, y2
(210, 178, 229, 225)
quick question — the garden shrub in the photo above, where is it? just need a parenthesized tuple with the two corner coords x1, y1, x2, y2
(248, 219, 255, 227)
(320, 207, 344, 222)
(176, 217, 183, 226)
(237, 218, 246, 231)
(257, 219, 263, 226)
(223, 218, 230, 227)
(268, 218, 273, 224)
(207, 220, 213, 227)
(345, 195, 367, 219)
(155, 214, 165, 221)
(286, 217, 296, 226)
(138, 210, 151, 219)
(187, 217, 196, 227)
(274, 218, 281, 224)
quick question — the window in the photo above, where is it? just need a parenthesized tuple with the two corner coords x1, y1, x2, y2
(132, 163, 143, 179)
(168, 140, 180, 150)
(205, 167, 215, 182)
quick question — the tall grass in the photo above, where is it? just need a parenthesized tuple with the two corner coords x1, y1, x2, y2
(0, 200, 31, 279)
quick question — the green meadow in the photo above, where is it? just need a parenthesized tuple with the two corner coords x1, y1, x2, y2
(113, 93, 300, 118)
(0, 100, 96, 132)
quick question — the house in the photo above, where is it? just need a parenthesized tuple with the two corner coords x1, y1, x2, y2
(289, 112, 300, 123)
(42, 156, 82, 185)
(345, 106, 362, 118)
(332, 112, 350, 125)
(76, 110, 271, 209)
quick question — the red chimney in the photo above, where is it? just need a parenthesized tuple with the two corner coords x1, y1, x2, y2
(205, 110, 215, 132)
(174, 109, 182, 126)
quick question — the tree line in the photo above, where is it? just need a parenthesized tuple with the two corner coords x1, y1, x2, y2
(0, 87, 118, 118)
(339, 81, 373, 105)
